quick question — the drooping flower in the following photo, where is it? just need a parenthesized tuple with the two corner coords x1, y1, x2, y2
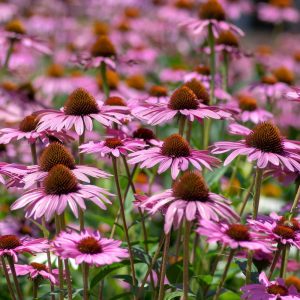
(6, 142, 110, 188)
(13, 262, 59, 284)
(128, 134, 220, 179)
(212, 122, 300, 171)
(241, 272, 300, 299)
(11, 164, 113, 221)
(132, 85, 231, 125)
(0, 235, 48, 262)
(197, 220, 272, 252)
(52, 230, 128, 266)
(138, 171, 238, 233)
(37, 88, 126, 135)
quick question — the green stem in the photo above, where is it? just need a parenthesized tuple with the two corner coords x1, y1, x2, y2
(222, 51, 229, 93)
(245, 250, 253, 284)
(213, 249, 235, 300)
(112, 157, 137, 292)
(289, 184, 300, 219)
(7, 256, 23, 300)
(183, 220, 192, 300)
(158, 232, 171, 300)
(100, 61, 110, 98)
(268, 244, 282, 279)
(280, 245, 290, 278)
(178, 116, 186, 136)
(1, 256, 17, 300)
(79, 130, 86, 231)
(83, 263, 89, 300)
(33, 280, 38, 299)
(3, 39, 14, 70)
(252, 168, 264, 220)
(30, 142, 38, 165)
(186, 120, 193, 143)
(203, 119, 211, 150)
(239, 176, 255, 216)
(55, 215, 64, 300)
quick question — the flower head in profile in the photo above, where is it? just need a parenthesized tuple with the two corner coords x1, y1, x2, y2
(258, 0, 300, 24)
(52, 230, 128, 266)
(197, 220, 272, 252)
(0, 235, 48, 262)
(128, 133, 220, 179)
(11, 164, 113, 221)
(212, 122, 300, 171)
(286, 87, 300, 102)
(139, 171, 238, 233)
(73, 35, 116, 70)
(80, 136, 145, 158)
(37, 88, 125, 135)
(0, 114, 73, 145)
(14, 262, 58, 284)
(241, 272, 300, 299)
(132, 85, 231, 126)
(180, 0, 244, 38)
(7, 142, 110, 188)
(248, 213, 300, 249)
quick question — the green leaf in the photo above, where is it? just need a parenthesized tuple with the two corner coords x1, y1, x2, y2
(90, 261, 130, 289)
(165, 291, 195, 300)
(205, 165, 230, 186)
(29, 219, 49, 238)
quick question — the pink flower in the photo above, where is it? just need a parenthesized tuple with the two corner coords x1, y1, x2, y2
(219, 0, 253, 20)
(132, 85, 232, 125)
(52, 230, 128, 266)
(286, 87, 300, 102)
(14, 263, 59, 284)
(241, 272, 300, 299)
(80, 136, 145, 158)
(0, 235, 49, 262)
(6, 142, 110, 188)
(248, 213, 300, 249)
(0, 114, 73, 145)
(212, 122, 300, 171)
(128, 134, 220, 179)
(139, 171, 238, 233)
(11, 164, 113, 221)
(197, 220, 273, 252)
(37, 88, 126, 136)
(258, 1, 300, 24)
(180, 0, 244, 38)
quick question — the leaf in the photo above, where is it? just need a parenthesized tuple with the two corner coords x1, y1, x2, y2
(165, 291, 195, 300)
(90, 261, 131, 289)
(235, 258, 259, 283)
(29, 219, 49, 238)
(205, 165, 230, 186)
(194, 274, 213, 285)
(132, 246, 152, 266)
(109, 292, 133, 300)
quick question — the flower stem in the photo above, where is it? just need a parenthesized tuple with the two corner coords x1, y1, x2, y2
(55, 215, 64, 300)
(208, 23, 216, 105)
(100, 61, 110, 99)
(280, 245, 290, 278)
(245, 250, 253, 284)
(186, 120, 193, 143)
(239, 176, 255, 216)
(213, 249, 235, 300)
(78, 129, 86, 231)
(183, 219, 192, 300)
(178, 116, 186, 136)
(33, 280, 38, 299)
(30, 142, 38, 165)
(112, 157, 137, 292)
(3, 39, 14, 71)
(222, 51, 229, 93)
(83, 263, 89, 300)
(289, 183, 300, 219)
(1, 256, 17, 300)
(137, 234, 165, 298)
(268, 244, 282, 279)
(158, 232, 171, 300)
(7, 256, 23, 300)
(252, 168, 264, 220)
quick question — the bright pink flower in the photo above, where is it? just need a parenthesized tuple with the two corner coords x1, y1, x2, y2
(0, 235, 48, 262)
(0, 114, 73, 145)
(52, 230, 128, 266)
(197, 220, 273, 252)
(37, 88, 126, 136)
(80, 136, 145, 158)
(11, 164, 113, 221)
(14, 263, 59, 284)
(286, 87, 300, 102)
(128, 134, 220, 179)
(241, 272, 300, 299)
(138, 171, 238, 233)
(212, 122, 300, 171)
(132, 86, 232, 125)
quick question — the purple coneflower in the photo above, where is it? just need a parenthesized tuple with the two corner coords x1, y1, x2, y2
(212, 122, 300, 171)
(52, 230, 128, 266)
(197, 220, 272, 252)
(139, 171, 238, 233)
(128, 133, 220, 179)
(11, 164, 113, 221)
(37, 88, 125, 136)
(132, 84, 231, 125)
(241, 272, 300, 299)
(14, 262, 58, 284)
(0, 235, 48, 262)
